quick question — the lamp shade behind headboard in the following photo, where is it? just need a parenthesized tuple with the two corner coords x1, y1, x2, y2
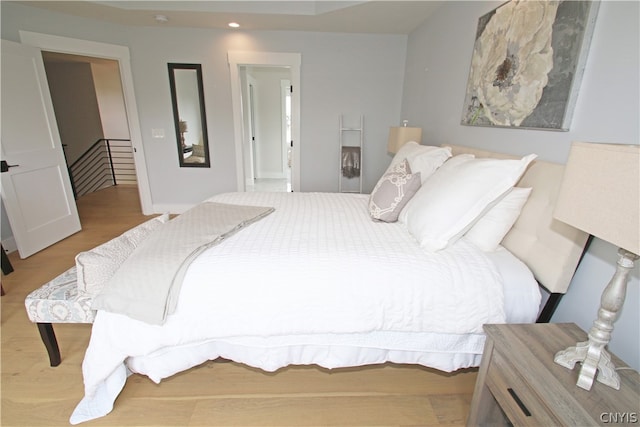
(388, 127, 422, 154)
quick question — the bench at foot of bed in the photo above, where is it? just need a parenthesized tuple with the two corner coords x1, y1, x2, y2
(24, 267, 95, 367)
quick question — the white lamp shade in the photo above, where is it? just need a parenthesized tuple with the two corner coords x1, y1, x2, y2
(554, 142, 640, 255)
(387, 127, 422, 154)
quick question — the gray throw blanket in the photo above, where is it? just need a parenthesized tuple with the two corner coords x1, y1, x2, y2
(92, 202, 274, 325)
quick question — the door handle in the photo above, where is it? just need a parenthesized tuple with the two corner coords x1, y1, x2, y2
(1, 160, 19, 173)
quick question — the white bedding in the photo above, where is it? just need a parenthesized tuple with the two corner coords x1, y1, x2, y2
(71, 192, 539, 424)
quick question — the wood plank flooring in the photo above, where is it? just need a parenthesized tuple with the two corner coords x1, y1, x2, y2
(1, 186, 477, 426)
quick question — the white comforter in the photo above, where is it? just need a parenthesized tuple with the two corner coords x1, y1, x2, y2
(71, 192, 514, 424)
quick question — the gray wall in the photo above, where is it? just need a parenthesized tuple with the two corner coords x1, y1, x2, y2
(129, 27, 406, 203)
(43, 61, 104, 164)
(401, 1, 639, 369)
(1, 2, 407, 209)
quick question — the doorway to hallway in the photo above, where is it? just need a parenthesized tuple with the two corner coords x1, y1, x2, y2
(242, 67, 292, 192)
(41, 51, 138, 198)
(228, 51, 301, 193)
(20, 31, 152, 215)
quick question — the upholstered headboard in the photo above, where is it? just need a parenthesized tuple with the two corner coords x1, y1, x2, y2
(447, 144, 589, 294)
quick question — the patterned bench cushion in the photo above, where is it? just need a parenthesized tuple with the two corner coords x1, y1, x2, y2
(25, 267, 95, 324)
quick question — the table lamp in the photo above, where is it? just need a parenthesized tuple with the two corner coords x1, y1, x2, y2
(387, 120, 422, 154)
(553, 141, 639, 390)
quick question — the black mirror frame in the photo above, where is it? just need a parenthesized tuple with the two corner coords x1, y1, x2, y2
(168, 63, 210, 168)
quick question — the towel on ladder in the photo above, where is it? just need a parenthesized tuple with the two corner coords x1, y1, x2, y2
(341, 147, 360, 178)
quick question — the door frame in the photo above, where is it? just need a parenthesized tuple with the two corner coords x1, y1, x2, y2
(19, 31, 153, 214)
(228, 51, 301, 192)
(245, 74, 257, 185)
(280, 79, 292, 183)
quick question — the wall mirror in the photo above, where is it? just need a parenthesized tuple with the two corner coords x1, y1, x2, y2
(168, 63, 210, 167)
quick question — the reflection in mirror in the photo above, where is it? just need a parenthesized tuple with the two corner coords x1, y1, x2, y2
(168, 63, 210, 167)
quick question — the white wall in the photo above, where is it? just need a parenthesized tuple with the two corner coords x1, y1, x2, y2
(91, 61, 130, 140)
(401, 1, 639, 369)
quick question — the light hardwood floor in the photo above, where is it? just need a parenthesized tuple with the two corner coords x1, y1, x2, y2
(1, 186, 477, 426)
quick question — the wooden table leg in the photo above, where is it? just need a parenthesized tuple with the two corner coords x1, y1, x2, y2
(37, 323, 62, 367)
(1, 245, 13, 296)
(1, 245, 14, 275)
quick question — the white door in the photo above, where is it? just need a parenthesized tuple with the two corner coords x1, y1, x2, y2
(1, 40, 81, 258)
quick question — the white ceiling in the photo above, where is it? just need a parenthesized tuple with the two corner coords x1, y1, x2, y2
(14, 1, 443, 34)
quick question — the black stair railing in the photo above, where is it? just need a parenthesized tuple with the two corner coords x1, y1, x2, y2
(67, 138, 131, 199)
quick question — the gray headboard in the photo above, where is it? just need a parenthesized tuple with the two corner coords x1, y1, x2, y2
(447, 144, 589, 294)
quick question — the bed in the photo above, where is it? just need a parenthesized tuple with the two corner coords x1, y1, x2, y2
(68, 144, 589, 424)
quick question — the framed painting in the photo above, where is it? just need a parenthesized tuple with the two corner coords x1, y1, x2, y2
(461, 0, 600, 131)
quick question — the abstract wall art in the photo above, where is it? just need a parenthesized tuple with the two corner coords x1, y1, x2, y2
(461, 1, 599, 131)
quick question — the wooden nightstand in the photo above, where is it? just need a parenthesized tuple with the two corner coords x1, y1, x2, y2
(467, 323, 640, 426)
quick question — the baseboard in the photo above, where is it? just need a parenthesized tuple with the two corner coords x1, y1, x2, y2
(2, 237, 17, 253)
(255, 173, 287, 179)
(152, 203, 196, 215)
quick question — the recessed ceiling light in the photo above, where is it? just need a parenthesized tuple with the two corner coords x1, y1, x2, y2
(228, 22, 240, 28)
(154, 14, 169, 23)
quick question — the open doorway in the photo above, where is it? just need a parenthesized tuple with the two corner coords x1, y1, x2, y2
(228, 51, 301, 193)
(41, 51, 137, 198)
(242, 66, 292, 192)
(20, 31, 153, 215)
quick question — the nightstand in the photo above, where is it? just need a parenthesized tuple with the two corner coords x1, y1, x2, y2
(467, 323, 640, 426)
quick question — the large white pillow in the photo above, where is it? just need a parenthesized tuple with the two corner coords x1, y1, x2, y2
(401, 153, 537, 251)
(75, 214, 169, 297)
(387, 141, 452, 184)
(464, 187, 532, 252)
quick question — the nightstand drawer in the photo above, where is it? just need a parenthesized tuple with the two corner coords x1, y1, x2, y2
(486, 350, 562, 426)
(468, 325, 640, 427)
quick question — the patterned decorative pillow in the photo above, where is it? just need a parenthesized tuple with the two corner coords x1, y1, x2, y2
(369, 159, 421, 222)
(386, 142, 452, 184)
(387, 157, 411, 174)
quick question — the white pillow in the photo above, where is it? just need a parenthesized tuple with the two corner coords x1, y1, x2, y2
(465, 187, 532, 252)
(387, 141, 452, 184)
(369, 159, 421, 222)
(75, 213, 169, 297)
(401, 153, 537, 251)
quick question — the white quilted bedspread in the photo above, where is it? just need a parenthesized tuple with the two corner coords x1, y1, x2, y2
(71, 192, 506, 424)
(182, 191, 505, 335)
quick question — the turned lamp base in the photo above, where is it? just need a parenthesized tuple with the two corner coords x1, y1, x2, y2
(554, 248, 638, 391)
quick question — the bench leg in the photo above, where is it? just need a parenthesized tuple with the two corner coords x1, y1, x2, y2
(37, 323, 61, 367)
